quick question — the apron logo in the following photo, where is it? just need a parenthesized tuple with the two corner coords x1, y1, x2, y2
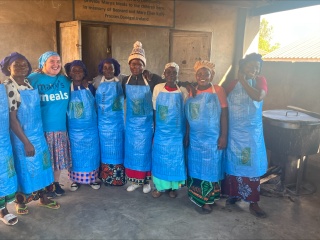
(240, 147, 251, 166)
(7, 155, 16, 178)
(189, 103, 200, 120)
(42, 150, 51, 170)
(69, 102, 84, 119)
(112, 96, 123, 111)
(132, 99, 145, 116)
(157, 105, 168, 121)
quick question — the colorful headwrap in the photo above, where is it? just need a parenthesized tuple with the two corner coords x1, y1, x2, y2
(194, 60, 215, 75)
(128, 41, 146, 66)
(162, 62, 179, 79)
(38, 51, 59, 69)
(64, 60, 88, 79)
(98, 58, 121, 76)
(0, 52, 32, 77)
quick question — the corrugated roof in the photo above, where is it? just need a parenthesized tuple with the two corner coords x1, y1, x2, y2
(262, 35, 320, 62)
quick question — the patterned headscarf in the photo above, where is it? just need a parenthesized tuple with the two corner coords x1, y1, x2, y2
(194, 60, 215, 75)
(38, 51, 59, 69)
(98, 58, 121, 76)
(0, 52, 32, 76)
(162, 62, 179, 79)
(64, 60, 88, 79)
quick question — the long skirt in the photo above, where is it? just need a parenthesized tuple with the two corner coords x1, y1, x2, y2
(223, 174, 260, 203)
(125, 168, 151, 185)
(15, 184, 55, 205)
(187, 176, 221, 207)
(100, 164, 126, 186)
(68, 168, 99, 184)
(153, 176, 185, 191)
(45, 131, 72, 171)
(0, 192, 15, 210)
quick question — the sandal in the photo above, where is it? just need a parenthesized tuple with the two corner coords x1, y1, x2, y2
(0, 213, 18, 226)
(15, 204, 29, 215)
(70, 182, 80, 192)
(90, 182, 101, 190)
(152, 190, 162, 198)
(38, 200, 60, 210)
(168, 190, 177, 198)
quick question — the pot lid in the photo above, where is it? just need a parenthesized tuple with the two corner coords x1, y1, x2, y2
(263, 109, 320, 123)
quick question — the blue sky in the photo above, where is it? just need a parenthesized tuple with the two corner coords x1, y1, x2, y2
(262, 5, 320, 47)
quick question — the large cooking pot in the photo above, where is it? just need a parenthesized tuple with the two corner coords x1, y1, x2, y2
(263, 109, 320, 156)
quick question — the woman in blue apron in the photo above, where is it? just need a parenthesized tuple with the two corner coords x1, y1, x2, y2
(0, 82, 18, 226)
(151, 62, 188, 198)
(185, 60, 228, 214)
(223, 53, 268, 218)
(95, 58, 126, 186)
(122, 41, 159, 193)
(1, 52, 59, 216)
(64, 60, 101, 191)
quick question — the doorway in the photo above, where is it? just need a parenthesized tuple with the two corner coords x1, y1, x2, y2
(59, 21, 110, 80)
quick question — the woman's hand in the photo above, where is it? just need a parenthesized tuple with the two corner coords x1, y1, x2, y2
(24, 141, 35, 157)
(218, 136, 227, 150)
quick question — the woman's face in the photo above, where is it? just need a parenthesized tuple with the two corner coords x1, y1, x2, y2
(129, 59, 144, 76)
(102, 62, 115, 79)
(43, 55, 61, 76)
(69, 65, 84, 81)
(242, 60, 260, 79)
(196, 67, 213, 87)
(164, 67, 178, 84)
(8, 58, 30, 79)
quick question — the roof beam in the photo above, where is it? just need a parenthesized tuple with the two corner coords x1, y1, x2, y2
(250, 1, 320, 16)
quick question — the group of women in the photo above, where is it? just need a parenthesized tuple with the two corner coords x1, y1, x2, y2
(0, 40, 268, 226)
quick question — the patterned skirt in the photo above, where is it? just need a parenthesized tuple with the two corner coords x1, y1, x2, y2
(125, 168, 151, 185)
(187, 176, 221, 207)
(69, 168, 99, 184)
(15, 184, 55, 205)
(0, 192, 16, 210)
(45, 131, 72, 171)
(100, 164, 126, 186)
(223, 174, 260, 203)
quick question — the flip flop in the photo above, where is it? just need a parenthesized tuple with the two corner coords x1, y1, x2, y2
(38, 201, 60, 210)
(15, 204, 29, 215)
(0, 213, 18, 226)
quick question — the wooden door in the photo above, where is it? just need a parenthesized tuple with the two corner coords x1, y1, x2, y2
(59, 21, 82, 67)
(170, 31, 212, 82)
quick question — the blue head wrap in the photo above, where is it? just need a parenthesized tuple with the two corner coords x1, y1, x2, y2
(0, 52, 32, 77)
(64, 60, 88, 79)
(38, 51, 59, 69)
(98, 58, 120, 76)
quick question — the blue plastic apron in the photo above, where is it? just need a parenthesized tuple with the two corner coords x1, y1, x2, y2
(96, 80, 124, 164)
(11, 89, 53, 194)
(124, 76, 153, 171)
(67, 86, 100, 172)
(152, 87, 186, 181)
(0, 84, 17, 197)
(185, 89, 223, 182)
(225, 80, 267, 177)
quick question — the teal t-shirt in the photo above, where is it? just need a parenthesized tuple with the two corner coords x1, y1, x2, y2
(28, 73, 71, 132)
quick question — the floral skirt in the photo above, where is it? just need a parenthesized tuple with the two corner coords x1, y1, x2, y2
(0, 192, 16, 210)
(15, 184, 55, 205)
(223, 174, 260, 203)
(100, 164, 126, 186)
(187, 176, 220, 207)
(125, 168, 151, 185)
(45, 131, 72, 171)
(69, 168, 99, 184)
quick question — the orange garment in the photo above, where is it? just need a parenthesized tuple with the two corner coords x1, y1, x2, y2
(193, 85, 228, 108)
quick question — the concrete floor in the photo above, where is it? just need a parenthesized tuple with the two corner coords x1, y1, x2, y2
(1, 155, 320, 240)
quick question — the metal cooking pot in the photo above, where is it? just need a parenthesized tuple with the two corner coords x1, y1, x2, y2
(263, 109, 320, 156)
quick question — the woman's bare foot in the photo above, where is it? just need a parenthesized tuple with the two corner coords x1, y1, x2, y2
(249, 202, 266, 218)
